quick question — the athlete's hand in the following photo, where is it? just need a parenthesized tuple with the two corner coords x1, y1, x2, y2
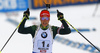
(23, 8, 30, 19)
(57, 10, 64, 21)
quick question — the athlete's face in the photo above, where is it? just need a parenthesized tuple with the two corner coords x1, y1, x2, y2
(40, 16, 50, 27)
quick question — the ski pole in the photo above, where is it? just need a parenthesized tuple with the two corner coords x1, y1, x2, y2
(92, 3, 99, 16)
(57, 9, 100, 52)
(63, 18, 100, 52)
(92, 0, 100, 16)
(0, 16, 26, 53)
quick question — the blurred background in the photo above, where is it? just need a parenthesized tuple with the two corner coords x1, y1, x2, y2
(0, 0, 100, 53)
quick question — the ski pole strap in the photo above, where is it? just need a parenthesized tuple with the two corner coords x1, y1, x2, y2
(17, 17, 26, 28)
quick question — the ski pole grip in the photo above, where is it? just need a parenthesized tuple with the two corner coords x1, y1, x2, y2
(27, 8, 29, 11)
(46, 4, 50, 8)
(57, 10, 59, 13)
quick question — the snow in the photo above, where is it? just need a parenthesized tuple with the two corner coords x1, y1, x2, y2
(0, 4, 100, 53)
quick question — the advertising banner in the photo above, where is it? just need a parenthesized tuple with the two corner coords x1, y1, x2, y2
(0, 0, 29, 12)
(31, 0, 99, 9)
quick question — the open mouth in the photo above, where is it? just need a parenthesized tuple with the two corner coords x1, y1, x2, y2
(43, 22, 47, 25)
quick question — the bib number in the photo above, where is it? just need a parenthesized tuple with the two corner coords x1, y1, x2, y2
(37, 40, 50, 50)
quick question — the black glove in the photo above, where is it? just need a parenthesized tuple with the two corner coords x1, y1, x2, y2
(57, 10, 64, 20)
(23, 8, 30, 19)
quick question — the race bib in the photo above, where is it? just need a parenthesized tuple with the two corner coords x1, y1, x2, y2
(37, 40, 50, 50)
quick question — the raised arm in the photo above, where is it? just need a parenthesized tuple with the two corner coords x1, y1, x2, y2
(57, 10, 71, 35)
(18, 8, 32, 34)
(58, 20, 71, 34)
(18, 19, 32, 34)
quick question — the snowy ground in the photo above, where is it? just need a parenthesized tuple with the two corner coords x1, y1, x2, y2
(0, 4, 100, 53)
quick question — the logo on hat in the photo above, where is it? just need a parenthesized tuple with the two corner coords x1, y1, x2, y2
(41, 13, 49, 16)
